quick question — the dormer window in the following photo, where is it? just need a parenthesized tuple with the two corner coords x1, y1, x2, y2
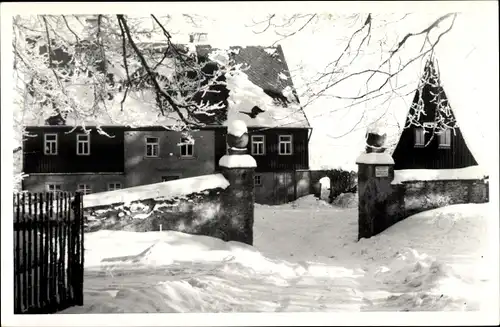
(438, 129, 452, 148)
(189, 32, 208, 43)
(414, 128, 425, 147)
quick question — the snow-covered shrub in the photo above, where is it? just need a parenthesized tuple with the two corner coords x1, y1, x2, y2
(326, 169, 357, 200)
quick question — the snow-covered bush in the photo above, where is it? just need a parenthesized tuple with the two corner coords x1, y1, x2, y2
(325, 168, 357, 200)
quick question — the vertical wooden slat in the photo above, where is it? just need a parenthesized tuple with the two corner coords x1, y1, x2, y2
(53, 192, 59, 308)
(14, 193, 21, 313)
(56, 192, 61, 304)
(39, 193, 46, 309)
(33, 193, 39, 311)
(59, 193, 67, 304)
(62, 192, 68, 303)
(21, 192, 28, 312)
(49, 192, 55, 308)
(44, 192, 50, 310)
(27, 194, 33, 311)
(53, 192, 58, 308)
(75, 192, 84, 305)
(80, 192, 84, 306)
(65, 192, 73, 302)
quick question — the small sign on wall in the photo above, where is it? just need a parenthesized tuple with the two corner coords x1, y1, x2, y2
(375, 166, 389, 177)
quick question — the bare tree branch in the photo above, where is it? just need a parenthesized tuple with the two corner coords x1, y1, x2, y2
(117, 16, 132, 111)
(117, 14, 197, 127)
(62, 15, 80, 43)
(272, 14, 317, 46)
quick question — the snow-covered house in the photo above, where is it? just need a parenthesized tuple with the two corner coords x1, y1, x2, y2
(20, 38, 312, 204)
(391, 58, 479, 170)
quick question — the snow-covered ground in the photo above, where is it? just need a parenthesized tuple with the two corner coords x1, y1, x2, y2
(61, 195, 495, 314)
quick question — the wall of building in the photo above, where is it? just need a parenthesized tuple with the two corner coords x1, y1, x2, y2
(22, 173, 125, 193)
(124, 130, 216, 187)
(23, 126, 125, 174)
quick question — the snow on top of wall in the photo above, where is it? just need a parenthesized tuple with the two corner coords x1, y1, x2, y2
(227, 119, 247, 137)
(356, 152, 395, 165)
(224, 70, 307, 128)
(391, 165, 488, 184)
(83, 173, 230, 208)
(219, 154, 257, 168)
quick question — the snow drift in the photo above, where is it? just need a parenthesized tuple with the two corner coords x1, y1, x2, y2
(62, 194, 496, 314)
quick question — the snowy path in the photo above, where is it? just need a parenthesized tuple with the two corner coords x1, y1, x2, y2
(61, 196, 494, 313)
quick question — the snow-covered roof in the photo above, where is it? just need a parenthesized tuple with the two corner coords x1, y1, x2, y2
(21, 43, 310, 130)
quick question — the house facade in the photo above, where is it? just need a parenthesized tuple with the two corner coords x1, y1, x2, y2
(20, 36, 312, 204)
(22, 124, 310, 204)
(391, 59, 478, 170)
(22, 126, 220, 193)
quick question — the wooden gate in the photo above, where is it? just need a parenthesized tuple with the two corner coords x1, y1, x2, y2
(13, 192, 84, 314)
(273, 171, 296, 205)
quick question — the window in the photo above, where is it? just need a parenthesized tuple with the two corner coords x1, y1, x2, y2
(179, 137, 194, 158)
(46, 183, 62, 192)
(278, 135, 293, 155)
(76, 184, 92, 195)
(162, 176, 180, 182)
(254, 174, 262, 187)
(251, 135, 265, 156)
(145, 137, 159, 157)
(438, 129, 452, 148)
(414, 128, 425, 147)
(107, 182, 122, 191)
(44, 134, 58, 155)
(76, 134, 90, 155)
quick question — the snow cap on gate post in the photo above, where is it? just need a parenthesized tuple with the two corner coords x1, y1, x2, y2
(218, 120, 256, 245)
(355, 122, 397, 241)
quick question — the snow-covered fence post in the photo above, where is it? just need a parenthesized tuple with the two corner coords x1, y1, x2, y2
(356, 127, 399, 240)
(219, 120, 257, 245)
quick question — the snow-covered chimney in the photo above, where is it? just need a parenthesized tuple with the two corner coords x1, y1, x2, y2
(189, 32, 208, 44)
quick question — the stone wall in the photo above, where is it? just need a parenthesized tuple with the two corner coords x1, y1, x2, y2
(399, 179, 489, 218)
(85, 187, 228, 237)
(84, 169, 255, 245)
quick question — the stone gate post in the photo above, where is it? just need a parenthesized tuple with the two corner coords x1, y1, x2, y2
(219, 120, 257, 245)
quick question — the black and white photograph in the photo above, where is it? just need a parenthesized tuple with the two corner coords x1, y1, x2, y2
(1, 1, 498, 326)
